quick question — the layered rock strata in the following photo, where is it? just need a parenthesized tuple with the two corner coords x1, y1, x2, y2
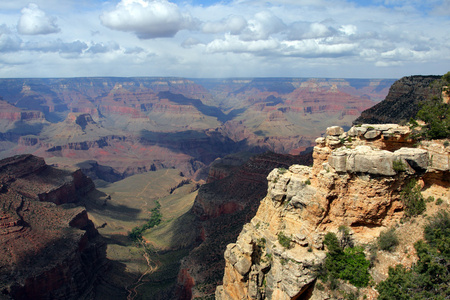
(216, 124, 449, 300)
(0, 155, 108, 300)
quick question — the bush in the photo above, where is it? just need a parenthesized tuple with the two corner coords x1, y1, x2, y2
(277, 231, 292, 248)
(377, 211, 450, 299)
(400, 179, 426, 217)
(322, 232, 371, 288)
(435, 198, 444, 205)
(128, 200, 162, 242)
(393, 159, 406, 172)
(377, 228, 399, 252)
(423, 210, 450, 255)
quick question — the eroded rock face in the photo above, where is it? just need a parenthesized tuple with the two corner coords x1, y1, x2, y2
(354, 75, 442, 125)
(0, 154, 108, 300)
(216, 125, 449, 300)
(176, 152, 313, 299)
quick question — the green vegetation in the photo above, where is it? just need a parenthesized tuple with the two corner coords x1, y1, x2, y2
(129, 200, 162, 242)
(377, 228, 399, 252)
(400, 179, 426, 218)
(318, 231, 371, 288)
(411, 72, 450, 140)
(436, 198, 444, 205)
(305, 178, 311, 185)
(392, 159, 406, 172)
(377, 211, 450, 299)
(278, 167, 287, 174)
(277, 231, 292, 248)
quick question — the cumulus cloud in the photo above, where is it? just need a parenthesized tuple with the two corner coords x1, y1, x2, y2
(17, 3, 60, 35)
(100, 0, 197, 39)
(287, 22, 337, 40)
(206, 34, 279, 53)
(281, 39, 357, 57)
(202, 15, 247, 34)
(240, 11, 286, 41)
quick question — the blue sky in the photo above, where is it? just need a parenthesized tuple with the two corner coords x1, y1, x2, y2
(0, 0, 449, 78)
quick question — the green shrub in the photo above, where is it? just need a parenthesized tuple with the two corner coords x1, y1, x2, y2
(277, 231, 292, 248)
(128, 200, 162, 242)
(392, 159, 406, 172)
(377, 211, 450, 299)
(400, 179, 426, 217)
(305, 179, 311, 185)
(435, 198, 444, 205)
(423, 210, 450, 255)
(278, 167, 287, 174)
(377, 228, 399, 252)
(322, 232, 371, 288)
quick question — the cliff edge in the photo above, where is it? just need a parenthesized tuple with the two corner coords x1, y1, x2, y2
(0, 155, 108, 300)
(216, 124, 449, 300)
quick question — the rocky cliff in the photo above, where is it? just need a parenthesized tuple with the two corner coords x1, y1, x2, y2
(215, 124, 449, 300)
(354, 75, 441, 124)
(175, 151, 313, 299)
(0, 155, 108, 300)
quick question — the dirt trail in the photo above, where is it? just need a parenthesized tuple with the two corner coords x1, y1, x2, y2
(126, 245, 160, 300)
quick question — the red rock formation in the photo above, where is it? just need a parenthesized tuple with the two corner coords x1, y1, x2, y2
(0, 154, 108, 299)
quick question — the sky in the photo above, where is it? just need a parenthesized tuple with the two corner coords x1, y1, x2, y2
(0, 0, 449, 79)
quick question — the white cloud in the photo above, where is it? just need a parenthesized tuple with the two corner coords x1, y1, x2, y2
(87, 41, 120, 54)
(281, 39, 357, 57)
(17, 3, 60, 35)
(240, 11, 286, 41)
(0, 0, 449, 78)
(339, 24, 357, 36)
(202, 15, 247, 34)
(0, 33, 22, 53)
(287, 22, 337, 40)
(100, 0, 197, 39)
(24, 39, 88, 54)
(181, 37, 202, 48)
(206, 34, 279, 53)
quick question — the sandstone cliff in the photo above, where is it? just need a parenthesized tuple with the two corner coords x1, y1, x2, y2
(176, 151, 313, 299)
(0, 155, 108, 300)
(216, 124, 449, 300)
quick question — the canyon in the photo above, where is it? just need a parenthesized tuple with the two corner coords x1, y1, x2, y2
(0, 77, 393, 180)
(0, 74, 448, 299)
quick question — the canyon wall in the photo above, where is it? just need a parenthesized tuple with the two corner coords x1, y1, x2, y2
(0, 155, 108, 300)
(354, 75, 441, 124)
(216, 124, 449, 299)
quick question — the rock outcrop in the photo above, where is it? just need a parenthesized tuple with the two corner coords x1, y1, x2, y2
(0, 155, 108, 300)
(354, 75, 442, 124)
(216, 124, 449, 300)
(176, 151, 313, 299)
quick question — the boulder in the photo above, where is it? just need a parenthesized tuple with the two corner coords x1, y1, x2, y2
(326, 126, 344, 136)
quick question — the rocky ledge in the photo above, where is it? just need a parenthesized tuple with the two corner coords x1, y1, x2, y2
(216, 124, 449, 300)
(0, 155, 108, 300)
